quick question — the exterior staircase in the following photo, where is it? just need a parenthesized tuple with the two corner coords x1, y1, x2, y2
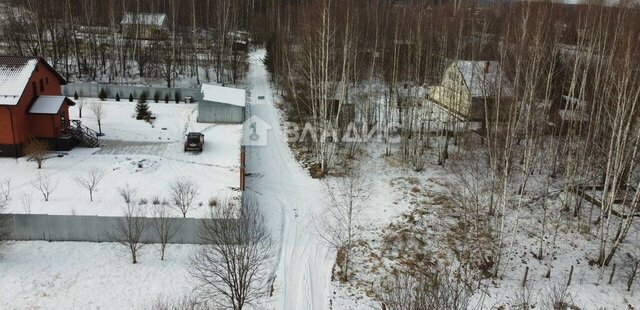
(69, 120, 99, 147)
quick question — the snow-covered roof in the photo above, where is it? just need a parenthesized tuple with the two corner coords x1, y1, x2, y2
(29, 95, 71, 114)
(456, 61, 514, 98)
(559, 109, 588, 122)
(200, 84, 246, 107)
(121, 13, 167, 27)
(0, 56, 38, 106)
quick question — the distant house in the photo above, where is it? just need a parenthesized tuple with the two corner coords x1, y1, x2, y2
(121, 13, 168, 40)
(197, 84, 246, 124)
(229, 30, 250, 52)
(0, 56, 81, 157)
(551, 95, 589, 135)
(428, 61, 514, 121)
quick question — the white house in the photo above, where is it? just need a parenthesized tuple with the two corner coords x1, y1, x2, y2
(428, 61, 514, 121)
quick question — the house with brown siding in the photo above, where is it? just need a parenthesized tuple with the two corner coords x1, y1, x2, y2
(0, 56, 84, 157)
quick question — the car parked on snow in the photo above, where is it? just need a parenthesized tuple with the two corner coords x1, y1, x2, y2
(184, 132, 205, 152)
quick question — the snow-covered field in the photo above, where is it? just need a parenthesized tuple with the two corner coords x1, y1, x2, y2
(0, 241, 198, 310)
(0, 101, 241, 217)
(3, 49, 637, 310)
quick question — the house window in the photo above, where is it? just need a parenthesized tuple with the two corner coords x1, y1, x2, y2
(32, 82, 36, 94)
(39, 79, 44, 92)
(60, 112, 66, 128)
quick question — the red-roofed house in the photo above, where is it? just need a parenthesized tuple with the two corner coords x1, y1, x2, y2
(0, 56, 91, 157)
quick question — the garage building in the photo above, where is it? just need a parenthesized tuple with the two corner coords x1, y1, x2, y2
(197, 84, 246, 123)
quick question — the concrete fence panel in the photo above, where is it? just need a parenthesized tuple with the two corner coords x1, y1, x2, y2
(62, 83, 201, 103)
(5, 214, 234, 244)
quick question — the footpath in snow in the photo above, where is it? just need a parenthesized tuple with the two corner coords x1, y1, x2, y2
(245, 49, 335, 310)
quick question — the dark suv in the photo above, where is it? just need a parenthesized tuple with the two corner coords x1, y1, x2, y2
(184, 132, 205, 152)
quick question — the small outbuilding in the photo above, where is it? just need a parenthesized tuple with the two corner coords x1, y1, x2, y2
(121, 12, 168, 40)
(197, 84, 246, 124)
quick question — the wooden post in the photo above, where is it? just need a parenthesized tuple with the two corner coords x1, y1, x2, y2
(567, 265, 574, 286)
(522, 266, 529, 287)
(608, 264, 616, 285)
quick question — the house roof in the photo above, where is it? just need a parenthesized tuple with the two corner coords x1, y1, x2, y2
(0, 56, 38, 106)
(121, 13, 167, 26)
(456, 61, 514, 98)
(0, 56, 66, 106)
(200, 84, 246, 107)
(28, 95, 74, 114)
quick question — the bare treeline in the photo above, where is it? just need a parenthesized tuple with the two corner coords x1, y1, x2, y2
(265, 0, 640, 287)
(0, 0, 271, 86)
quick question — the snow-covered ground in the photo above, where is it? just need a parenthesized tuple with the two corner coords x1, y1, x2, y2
(245, 49, 335, 310)
(322, 143, 640, 310)
(0, 241, 198, 310)
(0, 48, 335, 310)
(0, 101, 241, 218)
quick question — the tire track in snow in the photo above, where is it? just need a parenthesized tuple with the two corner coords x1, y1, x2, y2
(245, 49, 334, 310)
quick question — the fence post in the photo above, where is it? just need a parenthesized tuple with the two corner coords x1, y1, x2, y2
(522, 266, 529, 287)
(567, 265, 574, 286)
(608, 264, 616, 285)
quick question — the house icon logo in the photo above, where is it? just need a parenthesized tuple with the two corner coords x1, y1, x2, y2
(243, 115, 271, 146)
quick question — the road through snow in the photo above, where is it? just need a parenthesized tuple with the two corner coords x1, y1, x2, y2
(245, 49, 335, 310)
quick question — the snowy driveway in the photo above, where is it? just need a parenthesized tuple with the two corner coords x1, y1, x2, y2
(245, 49, 334, 310)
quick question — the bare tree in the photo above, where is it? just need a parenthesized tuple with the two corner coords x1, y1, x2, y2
(0, 178, 11, 244)
(77, 98, 86, 118)
(113, 202, 148, 264)
(190, 199, 273, 309)
(89, 101, 105, 136)
(31, 172, 58, 202)
(19, 192, 33, 214)
(23, 138, 49, 169)
(118, 183, 138, 205)
(0, 178, 10, 204)
(169, 177, 199, 218)
(152, 201, 179, 260)
(376, 270, 471, 310)
(543, 281, 574, 310)
(623, 255, 640, 292)
(316, 165, 370, 281)
(74, 167, 105, 202)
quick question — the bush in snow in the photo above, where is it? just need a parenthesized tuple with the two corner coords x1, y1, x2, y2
(208, 197, 219, 208)
(73, 91, 79, 100)
(174, 91, 181, 103)
(99, 88, 107, 101)
(128, 93, 134, 102)
(115, 92, 120, 101)
(23, 138, 49, 169)
(139, 91, 148, 104)
(153, 91, 160, 103)
(164, 94, 169, 103)
(136, 100, 150, 120)
(118, 183, 138, 205)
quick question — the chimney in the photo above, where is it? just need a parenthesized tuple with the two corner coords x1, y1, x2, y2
(484, 61, 490, 74)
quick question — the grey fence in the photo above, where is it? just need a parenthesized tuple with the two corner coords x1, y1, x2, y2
(5, 213, 236, 244)
(62, 83, 201, 103)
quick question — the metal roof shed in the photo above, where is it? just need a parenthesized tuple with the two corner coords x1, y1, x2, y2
(197, 84, 246, 124)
